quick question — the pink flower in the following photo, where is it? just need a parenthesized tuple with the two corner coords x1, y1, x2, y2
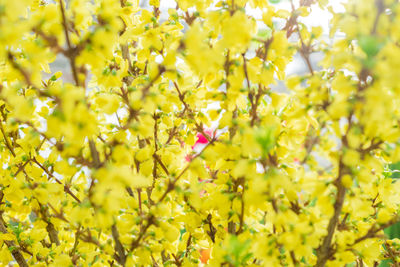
(193, 128, 214, 147)
(186, 129, 215, 162)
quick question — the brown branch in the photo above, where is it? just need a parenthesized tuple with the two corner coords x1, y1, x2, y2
(141, 65, 166, 99)
(295, 21, 314, 75)
(223, 50, 231, 90)
(156, 139, 215, 204)
(89, 139, 102, 168)
(112, 224, 127, 266)
(185, 234, 192, 257)
(152, 114, 159, 181)
(195, 123, 212, 143)
(14, 160, 31, 177)
(153, 154, 170, 176)
(301, 128, 319, 164)
(70, 226, 81, 262)
(165, 126, 177, 145)
(80, 229, 102, 247)
(384, 241, 400, 267)
(357, 140, 383, 157)
(351, 217, 400, 246)
(290, 250, 299, 267)
(315, 62, 373, 266)
(371, 0, 385, 35)
(0, 120, 16, 157)
(0, 211, 28, 267)
(250, 84, 265, 127)
(46, 219, 60, 246)
(118, 0, 135, 84)
(129, 139, 214, 252)
(315, 160, 346, 267)
(173, 82, 190, 115)
(173, 82, 213, 143)
(236, 178, 246, 235)
(59, 0, 80, 86)
(33, 28, 65, 54)
(242, 53, 251, 90)
(38, 203, 61, 246)
(137, 188, 143, 216)
(48, 203, 70, 223)
(32, 158, 81, 203)
(45, 204, 103, 254)
(242, 53, 263, 126)
(206, 214, 217, 243)
(6, 51, 37, 89)
(130, 215, 155, 250)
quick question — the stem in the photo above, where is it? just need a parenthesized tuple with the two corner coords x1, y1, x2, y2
(32, 158, 81, 203)
(112, 224, 126, 266)
(59, 0, 80, 86)
(315, 162, 346, 266)
(0, 119, 16, 157)
(0, 194, 28, 267)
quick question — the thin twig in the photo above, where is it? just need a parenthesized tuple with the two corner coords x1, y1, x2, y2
(59, 0, 80, 86)
(32, 158, 81, 203)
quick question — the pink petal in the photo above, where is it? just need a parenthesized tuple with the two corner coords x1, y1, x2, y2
(195, 133, 209, 144)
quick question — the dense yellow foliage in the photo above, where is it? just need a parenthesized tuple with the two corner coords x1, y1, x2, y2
(1, 0, 400, 266)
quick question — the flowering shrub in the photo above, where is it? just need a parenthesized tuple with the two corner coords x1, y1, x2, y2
(1, 0, 400, 266)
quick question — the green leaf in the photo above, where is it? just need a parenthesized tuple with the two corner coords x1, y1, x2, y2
(389, 161, 400, 179)
(358, 35, 384, 58)
(384, 221, 400, 239)
(226, 235, 253, 266)
(257, 28, 272, 40)
(378, 259, 392, 267)
(255, 127, 276, 156)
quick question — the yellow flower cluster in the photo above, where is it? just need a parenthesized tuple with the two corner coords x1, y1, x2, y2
(0, 0, 400, 266)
